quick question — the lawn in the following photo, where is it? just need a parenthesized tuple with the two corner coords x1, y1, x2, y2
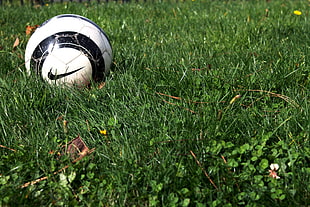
(0, 0, 309, 206)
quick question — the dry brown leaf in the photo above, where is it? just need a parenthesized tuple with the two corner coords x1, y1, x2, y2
(65, 136, 89, 159)
(98, 82, 106, 89)
(26, 25, 39, 36)
(62, 136, 95, 161)
(13, 37, 19, 49)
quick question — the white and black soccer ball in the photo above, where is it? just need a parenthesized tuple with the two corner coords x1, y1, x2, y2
(25, 14, 112, 86)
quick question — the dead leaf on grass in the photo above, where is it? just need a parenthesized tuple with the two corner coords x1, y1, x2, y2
(98, 82, 106, 89)
(26, 25, 39, 36)
(13, 37, 19, 49)
(63, 136, 94, 161)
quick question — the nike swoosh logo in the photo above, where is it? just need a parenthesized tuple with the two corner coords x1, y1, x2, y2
(48, 67, 84, 80)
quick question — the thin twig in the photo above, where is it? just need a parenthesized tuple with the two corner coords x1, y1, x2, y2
(162, 99, 196, 114)
(156, 92, 182, 100)
(220, 155, 240, 192)
(190, 150, 218, 190)
(20, 148, 95, 188)
(159, 138, 204, 144)
(21, 165, 70, 188)
(0, 144, 16, 152)
(235, 89, 300, 108)
(156, 91, 226, 104)
(221, 155, 227, 164)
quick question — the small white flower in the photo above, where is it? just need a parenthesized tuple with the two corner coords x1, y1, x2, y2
(269, 163, 280, 179)
(270, 163, 279, 171)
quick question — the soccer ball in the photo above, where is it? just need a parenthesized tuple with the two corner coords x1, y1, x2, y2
(25, 14, 113, 86)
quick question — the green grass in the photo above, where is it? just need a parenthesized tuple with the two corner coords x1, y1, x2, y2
(0, 0, 309, 206)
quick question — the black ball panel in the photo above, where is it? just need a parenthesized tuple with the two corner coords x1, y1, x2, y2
(30, 32, 106, 82)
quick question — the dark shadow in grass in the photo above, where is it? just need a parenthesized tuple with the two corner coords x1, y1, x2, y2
(272, 25, 310, 44)
(111, 54, 138, 76)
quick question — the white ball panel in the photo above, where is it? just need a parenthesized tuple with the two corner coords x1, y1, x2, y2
(41, 48, 92, 86)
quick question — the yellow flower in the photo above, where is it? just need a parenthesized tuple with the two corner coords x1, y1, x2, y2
(99, 130, 108, 135)
(294, 10, 302, 15)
